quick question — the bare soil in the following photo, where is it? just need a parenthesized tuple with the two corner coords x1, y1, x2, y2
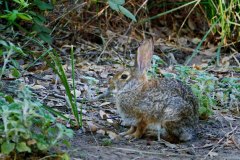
(65, 114, 240, 160)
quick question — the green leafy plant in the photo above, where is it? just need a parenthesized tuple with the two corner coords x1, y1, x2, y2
(148, 55, 166, 78)
(173, 65, 239, 118)
(108, 0, 136, 22)
(217, 77, 240, 109)
(0, 86, 73, 155)
(172, 66, 217, 119)
(149, 57, 239, 119)
(186, 0, 240, 65)
(0, 40, 25, 80)
(0, 0, 54, 43)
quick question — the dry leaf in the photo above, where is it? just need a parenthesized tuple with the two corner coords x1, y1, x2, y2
(47, 101, 54, 106)
(221, 56, 231, 68)
(99, 102, 111, 107)
(192, 38, 201, 44)
(100, 71, 109, 78)
(163, 141, 177, 149)
(107, 131, 119, 140)
(192, 64, 202, 70)
(202, 143, 214, 148)
(107, 119, 114, 123)
(31, 85, 46, 90)
(99, 110, 108, 119)
(81, 109, 87, 114)
(209, 151, 218, 158)
(27, 139, 37, 145)
(99, 110, 114, 123)
(188, 18, 196, 30)
(86, 121, 98, 132)
(200, 63, 208, 68)
(71, 90, 81, 98)
(223, 116, 235, 121)
(97, 129, 106, 135)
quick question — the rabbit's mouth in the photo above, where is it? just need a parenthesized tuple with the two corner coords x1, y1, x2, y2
(110, 89, 118, 94)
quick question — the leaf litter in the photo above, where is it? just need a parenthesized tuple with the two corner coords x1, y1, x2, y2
(2, 1, 240, 159)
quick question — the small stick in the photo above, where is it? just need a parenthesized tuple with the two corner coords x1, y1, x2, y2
(203, 126, 238, 160)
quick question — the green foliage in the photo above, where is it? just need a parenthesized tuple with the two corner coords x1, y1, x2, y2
(192, 0, 240, 65)
(150, 57, 239, 118)
(171, 65, 239, 118)
(0, 40, 25, 80)
(108, 0, 136, 22)
(0, 0, 53, 43)
(174, 66, 216, 118)
(101, 138, 112, 146)
(202, 0, 240, 43)
(148, 55, 166, 78)
(0, 40, 74, 156)
(217, 77, 240, 108)
(0, 86, 73, 155)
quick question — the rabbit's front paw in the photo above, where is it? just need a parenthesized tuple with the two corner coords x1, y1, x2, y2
(124, 130, 143, 139)
(124, 134, 135, 139)
(119, 126, 136, 136)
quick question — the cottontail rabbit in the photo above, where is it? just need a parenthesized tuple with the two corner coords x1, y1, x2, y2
(109, 39, 199, 142)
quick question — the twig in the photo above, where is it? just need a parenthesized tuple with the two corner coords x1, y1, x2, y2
(124, 0, 149, 36)
(108, 146, 200, 158)
(230, 134, 240, 150)
(48, 2, 87, 26)
(96, 37, 113, 63)
(178, 143, 214, 151)
(49, 90, 110, 103)
(81, 5, 109, 30)
(203, 126, 238, 160)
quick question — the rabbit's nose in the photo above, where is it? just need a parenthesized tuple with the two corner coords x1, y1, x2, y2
(110, 85, 119, 95)
(111, 89, 117, 94)
(109, 85, 117, 93)
(109, 82, 116, 91)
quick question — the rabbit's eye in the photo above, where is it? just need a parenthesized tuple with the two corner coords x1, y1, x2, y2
(121, 74, 128, 80)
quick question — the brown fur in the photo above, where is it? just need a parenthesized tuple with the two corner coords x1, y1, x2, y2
(109, 39, 199, 142)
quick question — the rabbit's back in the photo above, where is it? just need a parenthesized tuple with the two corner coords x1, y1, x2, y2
(117, 77, 198, 124)
(141, 78, 198, 118)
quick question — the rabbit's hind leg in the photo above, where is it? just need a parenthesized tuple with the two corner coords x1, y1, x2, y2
(178, 127, 195, 142)
(119, 126, 136, 136)
(125, 119, 148, 139)
(165, 120, 195, 142)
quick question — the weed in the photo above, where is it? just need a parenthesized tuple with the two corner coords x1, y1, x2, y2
(173, 65, 239, 118)
(101, 138, 112, 146)
(47, 48, 82, 128)
(108, 0, 136, 22)
(0, 85, 73, 155)
(0, 0, 54, 43)
(0, 40, 25, 79)
(149, 56, 239, 118)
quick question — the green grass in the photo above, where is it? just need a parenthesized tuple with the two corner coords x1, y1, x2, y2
(47, 48, 82, 127)
(145, 0, 240, 65)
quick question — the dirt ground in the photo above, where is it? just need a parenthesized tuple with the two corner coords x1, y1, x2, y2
(65, 114, 240, 160)
(60, 115, 239, 160)
(24, 43, 239, 160)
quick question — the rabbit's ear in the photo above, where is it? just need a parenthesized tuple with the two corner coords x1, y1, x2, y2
(135, 38, 154, 73)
